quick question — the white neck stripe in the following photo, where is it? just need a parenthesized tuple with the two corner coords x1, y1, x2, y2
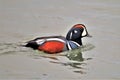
(67, 41, 72, 50)
(66, 41, 80, 50)
(70, 41, 80, 47)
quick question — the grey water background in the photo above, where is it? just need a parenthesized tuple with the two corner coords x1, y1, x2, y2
(0, 0, 120, 80)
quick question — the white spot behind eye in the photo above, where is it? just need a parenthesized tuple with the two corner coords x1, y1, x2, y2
(74, 30, 78, 33)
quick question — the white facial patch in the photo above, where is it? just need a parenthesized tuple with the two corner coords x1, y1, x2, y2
(82, 27, 87, 37)
(70, 32, 73, 39)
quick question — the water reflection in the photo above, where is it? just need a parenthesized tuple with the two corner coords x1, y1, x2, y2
(50, 60, 86, 74)
(49, 52, 85, 69)
(49, 44, 94, 74)
(48, 49, 86, 74)
(66, 49, 84, 61)
(66, 43, 95, 62)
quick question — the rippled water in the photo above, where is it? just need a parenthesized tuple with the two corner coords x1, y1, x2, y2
(0, 41, 94, 79)
(0, 0, 120, 80)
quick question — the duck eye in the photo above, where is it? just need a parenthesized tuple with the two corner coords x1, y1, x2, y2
(74, 30, 78, 33)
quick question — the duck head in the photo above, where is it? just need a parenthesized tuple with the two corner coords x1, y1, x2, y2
(66, 24, 92, 45)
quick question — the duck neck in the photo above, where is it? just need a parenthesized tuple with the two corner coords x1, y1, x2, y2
(74, 38, 82, 46)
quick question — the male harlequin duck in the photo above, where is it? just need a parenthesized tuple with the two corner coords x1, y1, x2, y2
(25, 24, 91, 54)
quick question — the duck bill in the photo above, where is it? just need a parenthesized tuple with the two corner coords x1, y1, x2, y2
(86, 34, 92, 37)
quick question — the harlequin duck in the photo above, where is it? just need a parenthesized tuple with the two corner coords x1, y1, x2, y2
(25, 24, 91, 54)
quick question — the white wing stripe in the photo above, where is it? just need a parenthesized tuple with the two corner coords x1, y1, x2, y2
(36, 38, 66, 45)
(36, 39, 46, 45)
(46, 38, 66, 43)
